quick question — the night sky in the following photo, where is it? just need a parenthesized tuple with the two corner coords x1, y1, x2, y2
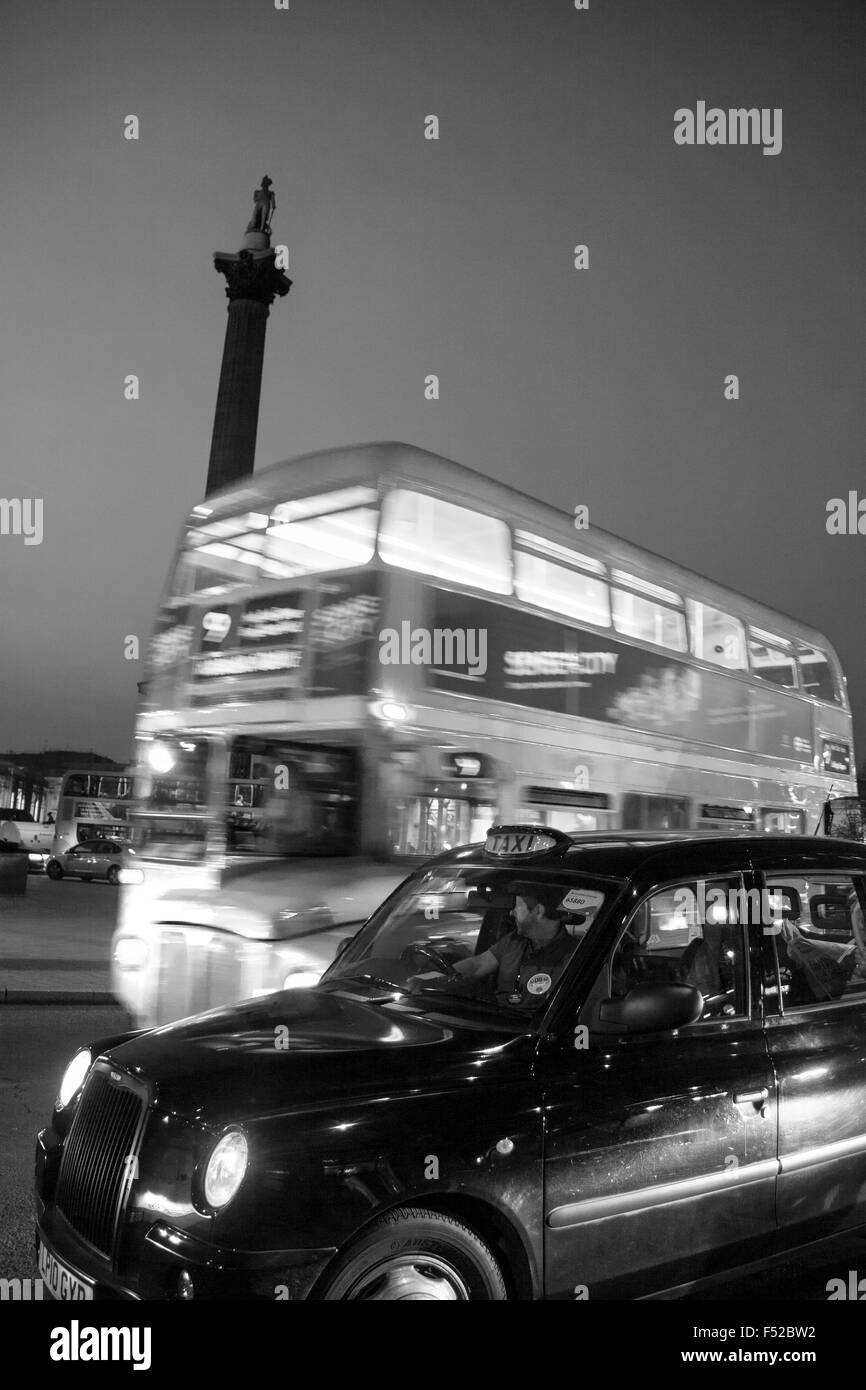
(2, 0, 865, 764)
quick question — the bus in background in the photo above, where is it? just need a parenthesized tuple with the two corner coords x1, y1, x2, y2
(114, 441, 856, 1026)
(52, 769, 133, 856)
(825, 795, 866, 841)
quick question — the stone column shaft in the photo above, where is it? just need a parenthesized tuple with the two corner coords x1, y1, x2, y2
(205, 245, 292, 497)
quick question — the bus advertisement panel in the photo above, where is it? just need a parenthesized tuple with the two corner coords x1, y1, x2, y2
(428, 588, 816, 765)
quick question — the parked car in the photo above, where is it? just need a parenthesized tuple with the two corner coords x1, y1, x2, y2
(35, 828, 866, 1300)
(46, 839, 125, 885)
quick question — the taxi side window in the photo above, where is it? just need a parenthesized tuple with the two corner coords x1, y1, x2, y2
(767, 873, 866, 1007)
(609, 877, 748, 1021)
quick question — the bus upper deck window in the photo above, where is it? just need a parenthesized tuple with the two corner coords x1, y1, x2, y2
(611, 571, 686, 652)
(514, 552, 610, 627)
(687, 600, 747, 670)
(798, 646, 842, 705)
(181, 488, 379, 588)
(379, 489, 512, 594)
(748, 628, 798, 688)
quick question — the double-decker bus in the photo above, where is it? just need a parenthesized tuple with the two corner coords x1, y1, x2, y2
(52, 769, 133, 855)
(113, 441, 856, 1025)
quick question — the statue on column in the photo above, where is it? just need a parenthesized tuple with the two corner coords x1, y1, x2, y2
(246, 176, 276, 236)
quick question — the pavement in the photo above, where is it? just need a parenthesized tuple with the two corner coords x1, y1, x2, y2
(0, 1003, 128, 1279)
(0, 875, 117, 1003)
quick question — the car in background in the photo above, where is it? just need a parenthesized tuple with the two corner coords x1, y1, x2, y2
(46, 839, 125, 885)
(35, 828, 866, 1300)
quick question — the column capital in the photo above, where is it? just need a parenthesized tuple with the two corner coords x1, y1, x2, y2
(212, 247, 292, 307)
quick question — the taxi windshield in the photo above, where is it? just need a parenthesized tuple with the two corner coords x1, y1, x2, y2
(325, 864, 614, 1016)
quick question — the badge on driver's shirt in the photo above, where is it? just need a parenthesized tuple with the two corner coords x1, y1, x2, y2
(526, 972, 552, 995)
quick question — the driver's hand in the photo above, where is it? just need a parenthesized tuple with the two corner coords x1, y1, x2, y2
(407, 970, 445, 992)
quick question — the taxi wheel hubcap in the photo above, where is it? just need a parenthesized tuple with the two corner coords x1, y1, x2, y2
(348, 1254, 470, 1300)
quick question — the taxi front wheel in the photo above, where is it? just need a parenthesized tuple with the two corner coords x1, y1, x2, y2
(318, 1206, 508, 1300)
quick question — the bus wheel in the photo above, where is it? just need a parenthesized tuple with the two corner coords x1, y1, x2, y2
(107, 865, 120, 885)
(46, 861, 63, 881)
(317, 1207, 508, 1301)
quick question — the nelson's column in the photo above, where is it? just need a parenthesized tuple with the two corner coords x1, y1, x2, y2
(205, 176, 292, 496)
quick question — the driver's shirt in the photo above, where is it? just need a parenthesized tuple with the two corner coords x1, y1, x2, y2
(488, 926, 576, 1006)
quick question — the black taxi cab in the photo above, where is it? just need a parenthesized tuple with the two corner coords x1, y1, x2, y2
(35, 825, 866, 1300)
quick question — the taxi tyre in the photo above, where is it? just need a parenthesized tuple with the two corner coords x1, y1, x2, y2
(46, 860, 63, 880)
(106, 865, 120, 885)
(317, 1206, 508, 1300)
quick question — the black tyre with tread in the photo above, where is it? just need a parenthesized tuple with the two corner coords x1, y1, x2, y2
(317, 1206, 508, 1301)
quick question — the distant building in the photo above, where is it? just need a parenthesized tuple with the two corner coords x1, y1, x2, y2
(0, 750, 125, 822)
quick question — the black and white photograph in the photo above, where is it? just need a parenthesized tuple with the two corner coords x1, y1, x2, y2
(2, 0, 866, 1357)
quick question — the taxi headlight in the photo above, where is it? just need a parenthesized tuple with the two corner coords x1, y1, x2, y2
(203, 1130, 248, 1209)
(113, 936, 149, 970)
(57, 1049, 92, 1109)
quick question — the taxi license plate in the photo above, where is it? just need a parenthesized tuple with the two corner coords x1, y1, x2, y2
(37, 1239, 94, 1300)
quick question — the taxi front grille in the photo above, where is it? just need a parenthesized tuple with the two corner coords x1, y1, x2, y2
(56, 1069, 146, 1261)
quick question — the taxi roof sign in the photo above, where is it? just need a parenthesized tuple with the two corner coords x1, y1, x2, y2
(484, 825, 564, 857)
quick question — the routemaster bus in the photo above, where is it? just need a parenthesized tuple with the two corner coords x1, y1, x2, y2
(113, 441, 856, 1025)
(52, 769, 133, 855)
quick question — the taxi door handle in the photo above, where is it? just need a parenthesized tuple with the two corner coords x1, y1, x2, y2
(734, 1086, 769, 1115)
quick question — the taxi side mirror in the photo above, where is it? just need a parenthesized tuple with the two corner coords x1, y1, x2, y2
(335, 936, 354, 959)
(597, 982, 703, 1035)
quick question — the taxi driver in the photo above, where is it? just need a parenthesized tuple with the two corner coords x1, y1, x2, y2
(414, 882, 578, 1006)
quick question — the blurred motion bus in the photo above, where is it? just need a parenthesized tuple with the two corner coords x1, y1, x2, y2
(52, 769, 133, 855)
(114, 442, 856, 1025)
(824, 795, 866, 841)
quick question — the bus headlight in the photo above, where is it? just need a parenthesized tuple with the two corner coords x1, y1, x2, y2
(114, 936, 149, 970)
(371, 699, 413, 724)
(282, 969, 320, 990)
(57, 1049, 92, 1109)
(147, 742, 177, 774)
(203, 1130, 248, 1209)
(118, 867, 145, 885)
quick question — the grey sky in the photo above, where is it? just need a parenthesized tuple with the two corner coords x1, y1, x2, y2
(1, 0, 865, 763)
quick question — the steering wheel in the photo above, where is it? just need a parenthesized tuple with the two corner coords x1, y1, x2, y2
(400, 944, 459, 977)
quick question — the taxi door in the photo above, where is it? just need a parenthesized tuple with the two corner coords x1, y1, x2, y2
(757, 853, 866, 1249)
(539, 869, 778, 1299)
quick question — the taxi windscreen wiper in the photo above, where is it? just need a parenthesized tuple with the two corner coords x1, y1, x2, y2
(328, 972, 407, 995)
(409, 985, 528, 1015)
